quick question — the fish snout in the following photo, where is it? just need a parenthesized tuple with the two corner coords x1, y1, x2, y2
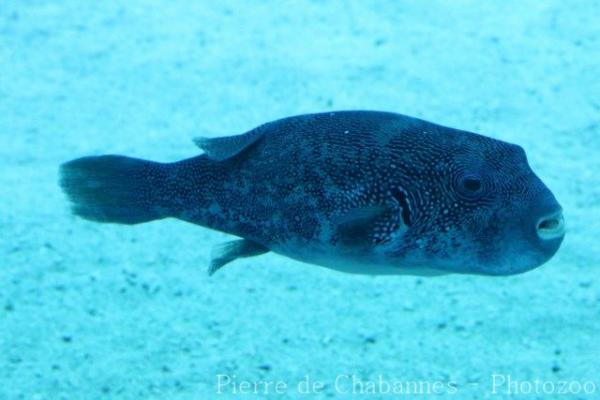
(536, 210, 565, 241)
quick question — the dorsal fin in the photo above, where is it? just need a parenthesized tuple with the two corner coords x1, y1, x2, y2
(193, 130, 264, 161)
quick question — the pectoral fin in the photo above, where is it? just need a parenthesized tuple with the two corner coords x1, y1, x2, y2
(334, 205, 390, 249)
(208, 239, 270, 276)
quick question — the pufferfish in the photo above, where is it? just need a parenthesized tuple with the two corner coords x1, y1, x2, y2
(59, 111, 565, 276)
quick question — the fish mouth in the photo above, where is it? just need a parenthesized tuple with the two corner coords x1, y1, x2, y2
(536, 211, 565, 240)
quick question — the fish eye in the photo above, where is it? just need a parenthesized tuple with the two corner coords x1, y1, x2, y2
(460, 175, 482, 193)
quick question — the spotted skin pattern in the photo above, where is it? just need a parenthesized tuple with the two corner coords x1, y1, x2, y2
(60, 111, 564, 276)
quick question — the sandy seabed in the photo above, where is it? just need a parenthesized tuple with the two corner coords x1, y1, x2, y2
(1, 1, 599, 399)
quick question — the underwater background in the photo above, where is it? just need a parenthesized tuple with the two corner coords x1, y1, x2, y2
(1, 1, 599, 399)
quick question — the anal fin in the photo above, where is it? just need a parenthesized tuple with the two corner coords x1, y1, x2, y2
(208, 239, 269, 276)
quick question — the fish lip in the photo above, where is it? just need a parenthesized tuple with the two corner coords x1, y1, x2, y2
(536, 210, 565, 240)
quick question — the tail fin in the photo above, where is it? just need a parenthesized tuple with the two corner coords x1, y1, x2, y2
(59, 155, 171, 224)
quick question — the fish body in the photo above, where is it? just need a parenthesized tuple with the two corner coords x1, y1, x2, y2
(60, 111, 565, 276)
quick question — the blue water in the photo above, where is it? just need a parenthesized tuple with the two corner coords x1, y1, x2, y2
(1, 1, 599, 399)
